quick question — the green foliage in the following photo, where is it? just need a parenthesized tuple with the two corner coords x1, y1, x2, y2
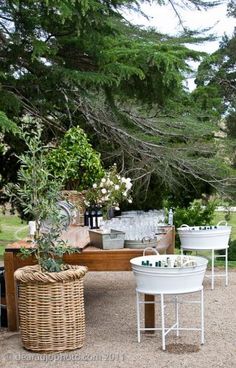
(0, 91, 21, 118)
(173, 199, 217, 229)
(46, 126, 104, 190)
(228, 0, 236, 17)
(195, 33, 236, 114)
(219, 238, 236, 261)
(195, 1, 236, 116)
(20, 226, 77, 273)
(228, 239, 236, 261)
(5, 120, 78, 272)
(0, 111, 19, 156)
(226, 111, 236, 139)
(0, 111, 18, 134)
(7, 126, 62, 222)
(191, 85, 222, 118)
(0, 0, 234, 202)
(192, 3, 236, 198)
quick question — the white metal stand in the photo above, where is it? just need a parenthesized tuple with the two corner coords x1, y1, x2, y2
(181, 247, 228, 290)
(136, 287, 204, 351)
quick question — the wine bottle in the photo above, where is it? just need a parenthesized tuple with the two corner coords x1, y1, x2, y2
(168, 208, 173, 225)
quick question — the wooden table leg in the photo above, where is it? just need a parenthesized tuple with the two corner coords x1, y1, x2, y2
(144, 227, 175, 332)
(4, 252, 18, 331)
(144, 294, 155, 333)
(166, 226, 175, 254)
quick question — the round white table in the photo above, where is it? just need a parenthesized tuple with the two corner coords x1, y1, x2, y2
(181, 245, 228, 290)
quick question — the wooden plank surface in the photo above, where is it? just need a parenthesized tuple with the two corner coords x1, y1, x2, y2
(4, 252, 18, 331)
(144, 294, 155, 333)
(4, 226, 175, 331)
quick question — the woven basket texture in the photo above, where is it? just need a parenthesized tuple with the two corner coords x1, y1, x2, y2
(15, 265, 88, 352)
(61, 190, 86, 225)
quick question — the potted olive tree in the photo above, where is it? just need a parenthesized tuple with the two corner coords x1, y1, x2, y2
(7, 122, 87, 352)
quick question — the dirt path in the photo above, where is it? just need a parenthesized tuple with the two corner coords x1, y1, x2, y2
(1, 271, 236, 368)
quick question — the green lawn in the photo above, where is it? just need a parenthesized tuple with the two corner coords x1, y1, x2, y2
(0, 215, 28, 257)
(214, 211, 236, 240)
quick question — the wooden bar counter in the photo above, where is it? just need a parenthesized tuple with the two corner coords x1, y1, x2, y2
(4, 226, 175, 331)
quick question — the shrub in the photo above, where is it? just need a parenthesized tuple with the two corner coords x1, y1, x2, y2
(173, 199, 217, 228)
(171, 199, 217, 248)
(228, 239, 236, 261)
(46, 126, 104, 191)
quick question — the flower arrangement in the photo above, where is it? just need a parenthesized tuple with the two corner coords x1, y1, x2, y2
(85, 165, 132, 218)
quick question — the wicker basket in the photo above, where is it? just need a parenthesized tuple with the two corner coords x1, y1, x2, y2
(61, 190, 87, 226)
(14, 265, 88, 352)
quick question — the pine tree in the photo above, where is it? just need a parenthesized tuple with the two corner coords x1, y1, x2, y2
(194, 0, 236, 188)
(0, 0, 234, 199)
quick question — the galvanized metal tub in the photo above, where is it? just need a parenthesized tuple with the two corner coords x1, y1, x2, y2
(130, 255, 208, 294)
(177, 223, 231, 250)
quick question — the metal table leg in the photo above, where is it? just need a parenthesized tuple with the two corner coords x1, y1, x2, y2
(211, 248, 215, 290)
(136, 291, 141, 343)
(175, 296, 179, 337)
(160, 294, 165, 350)
(201, 288, 204, 344)
(135, 289, 204, 349)
(225, 247, 228, 286)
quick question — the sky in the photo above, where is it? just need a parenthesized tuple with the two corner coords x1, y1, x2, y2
(124, 1, 235, 90)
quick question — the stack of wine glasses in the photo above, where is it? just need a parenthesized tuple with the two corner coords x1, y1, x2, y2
(100, 210, 165, 241)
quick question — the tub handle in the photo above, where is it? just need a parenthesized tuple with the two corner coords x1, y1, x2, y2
(180, 224, 190, 228)
(181, 260, 197, 268)
(217, 220, 228, 226)
(142, 236, 152, 243)
(143, 247, 159, 256)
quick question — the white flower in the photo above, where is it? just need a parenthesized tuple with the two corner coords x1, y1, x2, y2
(125, 182, 132, 190)
(121, 177, 126, 183)
(106, 179, 114, 186)
(114, 184, 120, 190)
(115, 206, 120, 210)
(101, 178, 106, 183)
(100, 182, 104, 188)
(128, 198, 133, 204)
(123, 192, 127, 197)
(101, 188, 107, 194)
(92, 183, 97, 189)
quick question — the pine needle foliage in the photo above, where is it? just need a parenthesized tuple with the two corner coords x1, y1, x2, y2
(0, 0, 235, 198)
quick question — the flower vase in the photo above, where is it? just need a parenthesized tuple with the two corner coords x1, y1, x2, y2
(108, 207, 115, 220)
(102, 207, 115, 221)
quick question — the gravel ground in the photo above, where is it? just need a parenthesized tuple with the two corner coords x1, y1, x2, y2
(1, 271, 236, 368)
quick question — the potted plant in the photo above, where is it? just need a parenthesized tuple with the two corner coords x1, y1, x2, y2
(6, 120, 87, 352)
